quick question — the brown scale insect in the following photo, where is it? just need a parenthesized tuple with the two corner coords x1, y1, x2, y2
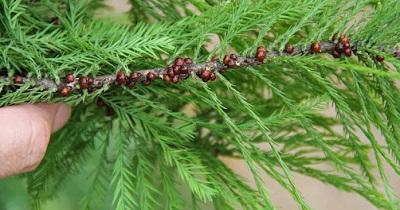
(376, 55, 385, 62)
(106, 107, 116, 117)
(310, 42, 321, 53)
(65, 74, 75, 83)
(230, 54, 238, 60)
(334, 43, 343, 52)
(200, 70, 212, 82)
(184, 58, 193, 65)
(88, 87, 97, 93)
(180, 66, 189, 74)
(58, 86, 72, 97)
(339, 35, 349, 45)
(79, 77, 89, 89)
(255, 46, 267, 62)
(166, 68, 175, 77)
(173, 65, 181, 75)
(211, 56, 219, 62)
(332, 49, 341, 58)
(128, 72, 141, 88)
(331, 33, 338, 42)
(175, 57, 184, 66)
(227, 59, 236, 68)
(88, 77, 94, 86)
(163, 74, 171, 83)
(343, 42, 350, 49)
(394, 51, 400, 58)
(142, 79, 151, 86)
(130, 72, 142, 81)
(210, 72, 217, 81)
(13, 75, 24, 84)
(51, 17, 61, 26)
(146, 72, 157, 81)
(127, 81, 136, 89)
(96, 98, 106, 107)
(126, 77, 136, 88)
(285, 44, 294, 55)
(343, 48, 352, 57)
(223, 55, 231, 66)
(171, 75, 179, 84)
(116, 71, 127, 85)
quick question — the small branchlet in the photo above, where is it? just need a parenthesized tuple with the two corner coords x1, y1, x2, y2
(1, 36, 398, 97)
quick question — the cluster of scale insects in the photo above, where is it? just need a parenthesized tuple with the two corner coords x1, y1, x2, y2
(9, 34, 397, 99)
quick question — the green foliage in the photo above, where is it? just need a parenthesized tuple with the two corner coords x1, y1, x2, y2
(1, 0, 400, 209)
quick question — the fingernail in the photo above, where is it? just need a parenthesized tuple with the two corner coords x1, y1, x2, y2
(52, 104, 71, 132)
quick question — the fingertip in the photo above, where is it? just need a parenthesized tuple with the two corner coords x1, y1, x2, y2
(0, 104, 54, 178)
(52, 104, 71, 132)
(0, 103, 71, 178)
(32, 103, 71, 132)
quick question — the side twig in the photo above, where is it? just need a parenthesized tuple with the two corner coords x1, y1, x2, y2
(1, 35, 399, 97)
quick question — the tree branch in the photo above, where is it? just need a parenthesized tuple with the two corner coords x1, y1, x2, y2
(1, 38, 399, 96)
